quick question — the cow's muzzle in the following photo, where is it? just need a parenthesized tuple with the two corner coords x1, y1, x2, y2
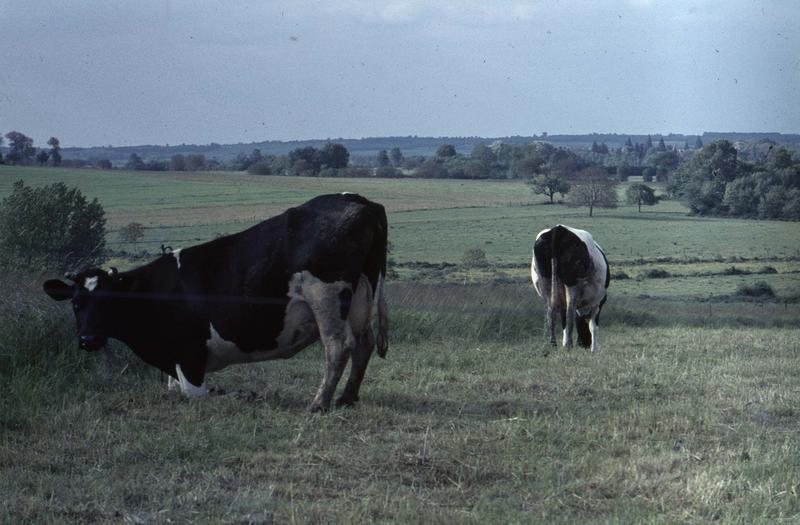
(79, 335, 108, 352)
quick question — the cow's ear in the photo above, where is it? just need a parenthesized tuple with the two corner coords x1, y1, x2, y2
(43, 279, 73, 301)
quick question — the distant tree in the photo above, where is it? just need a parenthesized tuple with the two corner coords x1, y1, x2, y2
(436, 144, 457, 159)
(169, 154, 186, 171)
(526, 173, 570, 203)
(186, 154, 206, 171)
(645, 135, 653, 151)
(375, 165, 400, 178)
(0, 180, 106, 270)
(566, 167, 618, 217)
(624, 137, 633, 149)
(125, 153, 145, 170)
(722, 175, 758, 218)
(95, 159, 112, 170)
(0, 134, 4, 163)
(321, 143, 349, 169)
(389, 147, 403, 167)
(118, 222, 145, 245)
(616, 162, 635, 181)
(376, 149, 390, 168)
(5, 131, 35, 164)
(656, 137, 667, 151)
(642, 166, 655, 182)
(250, 148, 263, 164)
(694, 136, 703, 149)
(247, 159, 273, 175)
(626, 183, 658, 212)
(47, 137, 61, 166)
(36, 150, 50, 166)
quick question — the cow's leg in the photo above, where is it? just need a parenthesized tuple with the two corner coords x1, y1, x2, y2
(336, 328, 375, 407)
(563, 291, 575, 349)
(309, 323, 355, 412)
(589, 306, 601, 353)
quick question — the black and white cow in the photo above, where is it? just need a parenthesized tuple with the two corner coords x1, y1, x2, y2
(531, 225, 609, 352)
(44, 193, 389, 412)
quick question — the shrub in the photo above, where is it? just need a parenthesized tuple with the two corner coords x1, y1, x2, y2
(247, 160, 272, 175)
(642, 268, 671, 279)
(118, 222, 145, 244)
(734, 281, 775, 298)
(461, 248, 488, 269)
(0, 180, 106, 271)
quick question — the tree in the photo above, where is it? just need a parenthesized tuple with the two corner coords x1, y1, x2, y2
(389, 147, 403, 167)
(566, 167, 618, 217)
(656, 137, 667, 152)
(376, 149, 390, 168)
(0, 180, 106, 270)
(436, 144, 457, 159)
(694, 136, 703, 149)
(125, 153, 145, 170)
(95, 159, 112, 170)
(527, 173, 570, 203)
(169, 154, 186, 171)
(36, 150, 50, 166)
(5, 131, 35, 164)
(645, 135, 653, 151)
(118, 222, 145, 245)
(47, 137, 62, 166)
(625, 183, 658, 212)
(186, 154, 206, 171)
(321, 143, 349, 169)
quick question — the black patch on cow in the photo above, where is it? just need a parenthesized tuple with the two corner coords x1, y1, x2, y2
(338, 288, 353, 320)
(291, 329, 302, 345)
(533, 226, 591, 286)
(576, 315, 592, 348)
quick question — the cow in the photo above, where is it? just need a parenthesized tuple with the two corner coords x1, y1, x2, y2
(43, 193, 389, 412)
(531, 224, 609, 352)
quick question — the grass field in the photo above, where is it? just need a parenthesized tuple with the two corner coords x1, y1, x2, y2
(1, 166, 799, 522)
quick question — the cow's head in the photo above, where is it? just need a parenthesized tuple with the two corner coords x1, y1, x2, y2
(43, 268, 124, 351)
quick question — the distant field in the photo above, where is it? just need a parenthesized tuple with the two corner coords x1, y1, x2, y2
(2, 165, 799, 301)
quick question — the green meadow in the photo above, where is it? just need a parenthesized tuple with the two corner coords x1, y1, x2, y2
(1, 165, 799, 523)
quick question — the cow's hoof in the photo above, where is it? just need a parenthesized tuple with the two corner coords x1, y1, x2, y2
(335, 394, 359, 408)
(307, 401, 329, 413)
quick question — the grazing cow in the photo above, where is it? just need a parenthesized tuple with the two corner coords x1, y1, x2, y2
(531, 225, 609, 352)
(44, 193, 389, 412)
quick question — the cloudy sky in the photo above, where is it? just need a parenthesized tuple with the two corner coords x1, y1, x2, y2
(2, 0, 798, 147)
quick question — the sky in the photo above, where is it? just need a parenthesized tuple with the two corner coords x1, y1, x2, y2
(2, 0, 799, 147)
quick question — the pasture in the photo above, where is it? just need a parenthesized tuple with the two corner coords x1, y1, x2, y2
(1, 165, 799, 523)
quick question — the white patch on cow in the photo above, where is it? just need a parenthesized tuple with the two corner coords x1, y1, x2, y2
(84, 276, 99, 292)
(340, 191, 355, 195)
(167, 375, 179, 391)
(172, 248, 182, 269)
(202, 271, 372, 375)
(175, 363, 208, 398)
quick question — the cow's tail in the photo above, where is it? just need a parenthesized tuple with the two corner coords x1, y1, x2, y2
(371, 203, 389, 358)
(550, 226, 559, 312)
(376, 271, 388, 358)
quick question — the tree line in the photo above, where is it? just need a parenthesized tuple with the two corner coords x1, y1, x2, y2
(0, 131, 62, 166)
(667, 139, 800, 220)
